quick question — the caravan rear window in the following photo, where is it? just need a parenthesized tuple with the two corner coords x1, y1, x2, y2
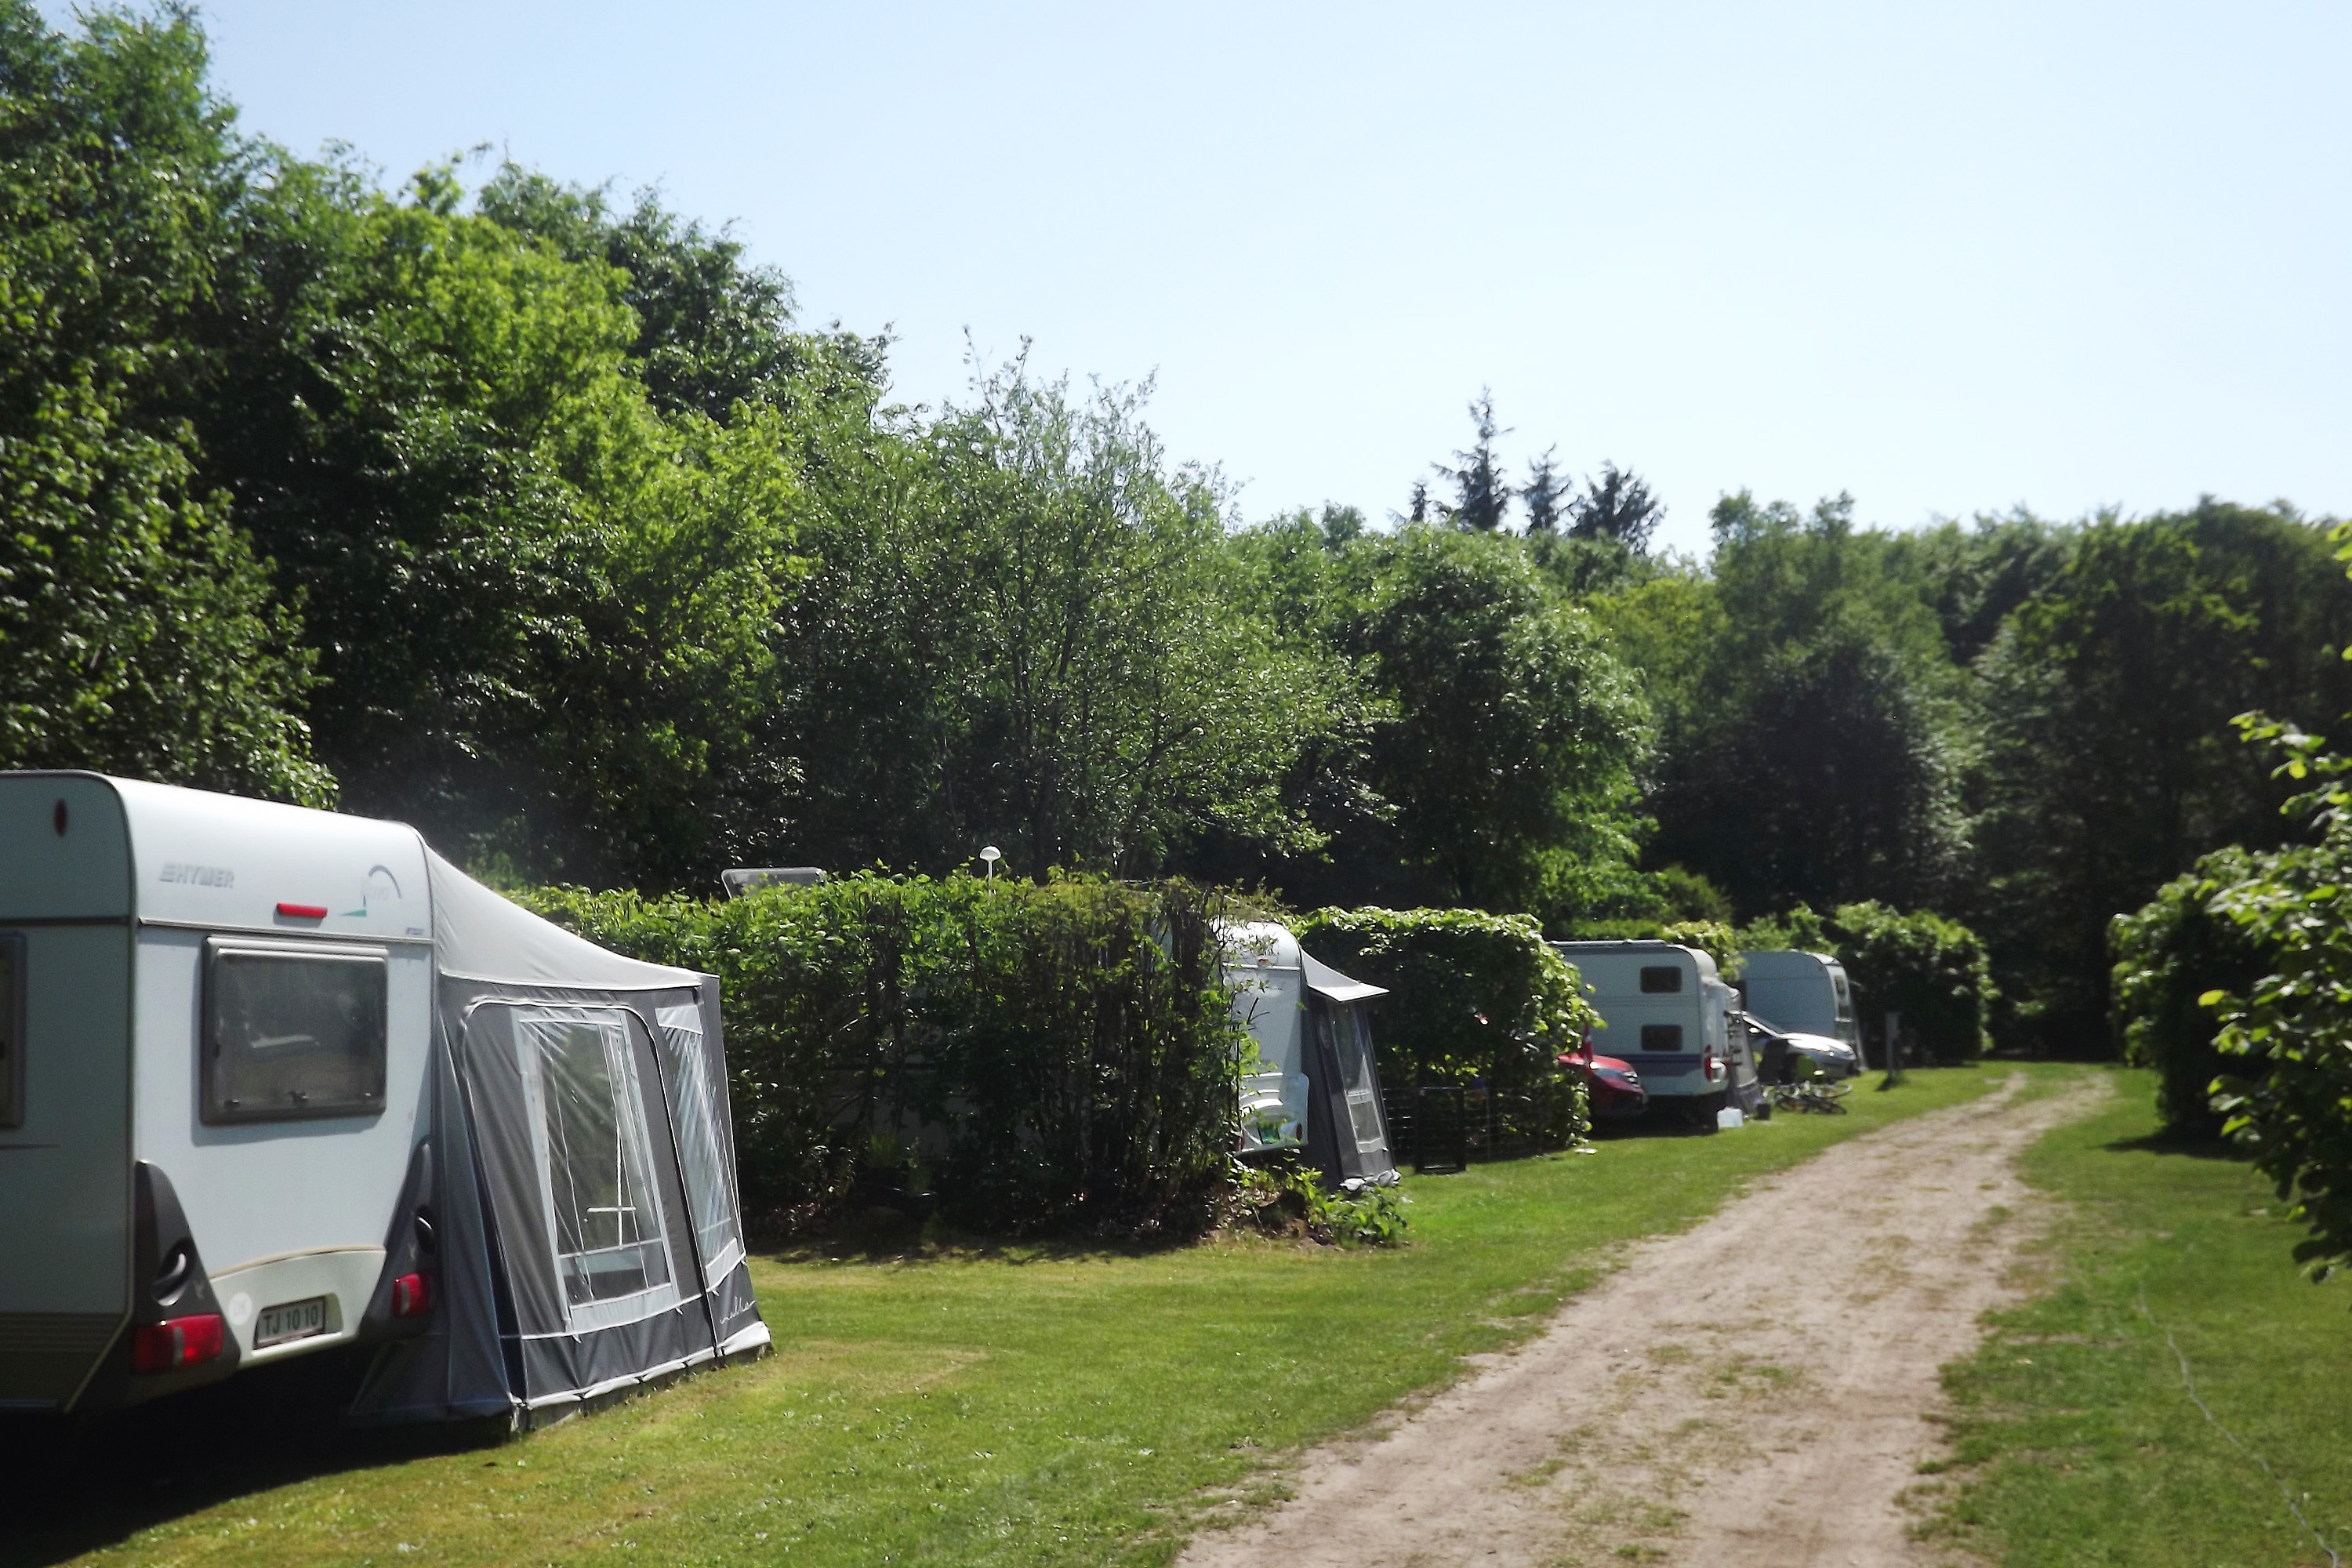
(1639, 966, 1682, 993)
(1639, 1024, 1684, 1052)
(204, 943, 387, 1123)
(0, 933, 20, 1128)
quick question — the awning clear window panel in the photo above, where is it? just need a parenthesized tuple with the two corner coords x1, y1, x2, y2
(654, 1003, 743, 1277)
(517, 1011, 673, 1315)
(1316, 1004, 1388, 1155)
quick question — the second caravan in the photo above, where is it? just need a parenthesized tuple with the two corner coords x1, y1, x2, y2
(1551, 939, 1755, 1121)
(1739, 949, 1862, 1072)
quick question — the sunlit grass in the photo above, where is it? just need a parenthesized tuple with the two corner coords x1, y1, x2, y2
(5, 1067, 2002, 1568)
(1922, 1069, 2352, 1566)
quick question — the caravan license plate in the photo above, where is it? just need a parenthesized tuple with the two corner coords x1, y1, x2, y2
(254, 1295, 327, 1348)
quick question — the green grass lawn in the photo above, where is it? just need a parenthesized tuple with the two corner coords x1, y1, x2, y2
(1923, 1068, 2352, 1567)
(2, 1067, 1999, 1568)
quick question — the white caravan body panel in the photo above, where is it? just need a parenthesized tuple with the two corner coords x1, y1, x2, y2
(1223, 923, 1310, 1151)
(1739, 950, 1860, 1051)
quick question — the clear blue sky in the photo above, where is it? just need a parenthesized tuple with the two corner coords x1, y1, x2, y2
(95, 2, 2352, 555)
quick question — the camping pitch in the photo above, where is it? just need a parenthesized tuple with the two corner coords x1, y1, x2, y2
(0, 772, 766, 1428)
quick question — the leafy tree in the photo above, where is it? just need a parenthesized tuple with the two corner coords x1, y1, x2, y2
(935, 361, 1329, 875)
(0, 1, 331, 802)
(1971, 502, 2352, 1051)
(768, 359, 1335, 882)
(1888, 508, 2076, 666)
(1352, 527, 1646, 908)
(474, 164, 851, 422)
(179, 147, 815, 884)
(1613, 492, 1965, 919)
(197, 167, 650, 828)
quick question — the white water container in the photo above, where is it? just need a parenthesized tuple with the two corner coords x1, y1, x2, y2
(1716, 1105, 1745, 1131)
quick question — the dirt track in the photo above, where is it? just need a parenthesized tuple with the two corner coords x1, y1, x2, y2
(1179, 1073, 2106, 1568)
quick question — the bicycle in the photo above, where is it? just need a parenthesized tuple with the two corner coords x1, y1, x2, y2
(1762, 1078, 1852, 1115)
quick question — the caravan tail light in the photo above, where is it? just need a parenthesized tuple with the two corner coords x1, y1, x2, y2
(1704, 1047, 1719, 1081)
(391, 1271, 435, 1319)
(131, 1312, 226, 1373)
(276, 902, 329, 920)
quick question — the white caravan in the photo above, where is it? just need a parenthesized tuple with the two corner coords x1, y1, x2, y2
(1223, 923, 1396, 1185)
(0, 772, 766, 1427)
(1739, 950, 1861, 1070)
(1551, 940, 1755, 1119)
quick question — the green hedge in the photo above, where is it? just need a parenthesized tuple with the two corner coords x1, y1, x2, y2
(2110, 848, 2270, 1135)
(520, 873, 1242, 1236)
(1828, 902, 1998, 1062)
(1560, 916, 1743, 978)
(1291, 906, 1598, 1139)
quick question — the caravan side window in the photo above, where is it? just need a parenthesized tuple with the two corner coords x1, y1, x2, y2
(203, 942, 388, 1123)
(1639, 966, 1682, 994)
(0, 933, 22, 1129)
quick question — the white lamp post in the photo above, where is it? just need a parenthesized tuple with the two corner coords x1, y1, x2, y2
(980, 845, 1001, 884)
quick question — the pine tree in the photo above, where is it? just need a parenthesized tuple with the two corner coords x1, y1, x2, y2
(1569, 463, 1664, 552)
(1437, 390, 1512, 532)
(1523, 446, 1569, 533)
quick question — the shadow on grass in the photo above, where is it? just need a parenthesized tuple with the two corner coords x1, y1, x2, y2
(1588, 1111, 1720, 1141)
(757, 1210, 1229, 1269)
(2102, 1127, 2252, 1163)
(0, 1346, 506, 1568)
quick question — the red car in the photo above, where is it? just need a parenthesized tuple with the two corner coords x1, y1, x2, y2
(1562, 1033, 1650, 1121)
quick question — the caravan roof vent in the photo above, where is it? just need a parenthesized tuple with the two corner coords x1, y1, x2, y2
(721, 867, 826, 897)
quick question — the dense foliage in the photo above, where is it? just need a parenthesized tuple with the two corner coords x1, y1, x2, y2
(521, 873, 1243, 1234)
(1293, 906, 1597, 1102)
(0, 6, 331, 801)
(2103, 703, 2352, 1292)
(2108, 848, 2270, 1135)
(2198, 720, 2352, 1286)
(9, 2, 2352, 1102)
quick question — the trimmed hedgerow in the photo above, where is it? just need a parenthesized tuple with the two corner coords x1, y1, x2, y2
(1292, 906, 1597, 1143)
(520, 873, 1243, 1236)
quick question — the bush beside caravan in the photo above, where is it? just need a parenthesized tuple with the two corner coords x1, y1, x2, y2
(1551, 939, 1755, 1121)
(1222, 923, 1397, 1186)
(0, 772, 766, 1428)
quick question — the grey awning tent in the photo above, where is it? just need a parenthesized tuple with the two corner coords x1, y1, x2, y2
(350, 852, 767, 1428)
(1226, 922, 1397, 1188)
(1298, 953, 1396, 1185)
